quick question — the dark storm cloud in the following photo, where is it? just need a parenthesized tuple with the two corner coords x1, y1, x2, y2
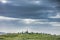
(0, 5, 54, 19)
(57, 0, 60, 3)
(56, 0, 60, 12)
(0, 0, 59, 19)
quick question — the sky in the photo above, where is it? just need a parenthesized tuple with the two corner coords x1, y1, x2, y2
(0, 0, 60, 35)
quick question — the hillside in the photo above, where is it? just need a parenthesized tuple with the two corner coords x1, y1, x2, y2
(0, 33, 60, 40)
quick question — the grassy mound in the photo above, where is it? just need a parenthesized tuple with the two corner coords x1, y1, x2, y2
(0, 33, 60, 40)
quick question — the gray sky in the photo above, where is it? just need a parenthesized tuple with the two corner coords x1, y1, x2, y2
(0, 0, 60, 35)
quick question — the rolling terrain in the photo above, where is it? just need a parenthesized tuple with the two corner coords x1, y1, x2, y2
(0, 32, 60, 40)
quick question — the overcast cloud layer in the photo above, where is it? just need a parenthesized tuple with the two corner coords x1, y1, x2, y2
(0, 0, 60, 35)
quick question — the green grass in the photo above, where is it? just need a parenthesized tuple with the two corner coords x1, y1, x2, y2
(0, 33, 60, 40)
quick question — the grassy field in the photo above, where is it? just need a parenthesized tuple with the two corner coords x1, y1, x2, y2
(0, 33, 60, 40)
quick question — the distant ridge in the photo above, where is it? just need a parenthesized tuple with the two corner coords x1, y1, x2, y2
(0, 32, 6, 35)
